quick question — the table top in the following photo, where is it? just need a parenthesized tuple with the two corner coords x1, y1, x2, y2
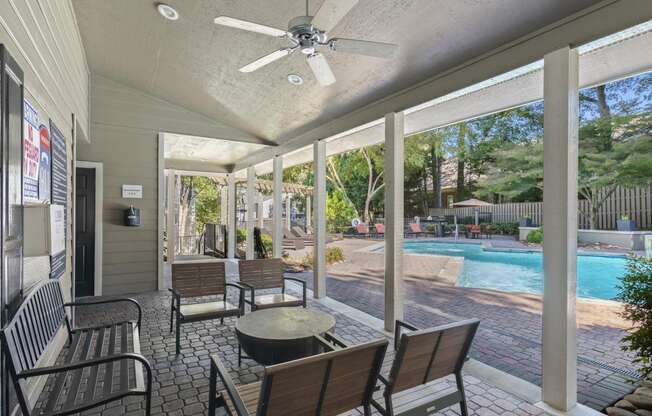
(236, 307, 336, 341)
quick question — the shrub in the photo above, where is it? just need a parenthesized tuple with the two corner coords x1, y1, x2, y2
(261, 233, 273, 254)
(236, 228, 246, 244)
(326, 190, 357, 233)
(526, 227, 543, 244)
(424, 224, 436, 233)
(617, 256, 652, 379)
(301, 247, 345, 269)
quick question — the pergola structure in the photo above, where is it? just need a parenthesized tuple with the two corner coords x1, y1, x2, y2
(164, 172, 313, 263)
(154, 12, 652, 414)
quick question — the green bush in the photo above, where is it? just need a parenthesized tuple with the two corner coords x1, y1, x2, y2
(526, 227, 543, 244)
(236, 228, 246, 244)
(326, 190, 357, 233)
(301, 247, 345, 268)
(617, 256, 652, 379)
(424, 224, 436, 233)
(260, 233, 273, 254)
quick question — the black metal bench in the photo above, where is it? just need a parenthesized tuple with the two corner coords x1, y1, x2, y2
(0, 279, 152, 415)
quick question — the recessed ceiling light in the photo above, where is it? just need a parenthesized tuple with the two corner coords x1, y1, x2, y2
(287, 74, 303, 85)
(157, 3, 179, 21)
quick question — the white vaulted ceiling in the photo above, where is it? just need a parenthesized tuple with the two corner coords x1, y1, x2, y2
(73, 0, 602, 145)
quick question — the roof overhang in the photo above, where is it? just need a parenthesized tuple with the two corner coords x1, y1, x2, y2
(234, 0, 652, 173)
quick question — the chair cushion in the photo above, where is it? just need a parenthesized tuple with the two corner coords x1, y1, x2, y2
(179, 301, 238, 319)
(253, 293, 302, 309)
(221, 381, 261, 415)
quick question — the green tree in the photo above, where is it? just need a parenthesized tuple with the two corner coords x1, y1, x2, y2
(326, 189, 357, 232)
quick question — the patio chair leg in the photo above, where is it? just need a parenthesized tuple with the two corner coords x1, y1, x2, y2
(238, 344, 242, 367)
(363, 403, 372, 416)
(175, 319, 181, 355)
(209, 362, 217, 416)
(456, 371, 469, 416)
(169, 304, 174, 333)
(220, 318, 224, 325)
(384, 394, 394, 416)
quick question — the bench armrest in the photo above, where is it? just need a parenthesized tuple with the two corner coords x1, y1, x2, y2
(237, 281, 256, 307)
(283, 277, 307, 306)
(65, 298, 142, 328)
(18, 352, 151, 379)
(210, 355, 248, 416)
(225, 283, 245, 311)
(394, 320, 419, 351)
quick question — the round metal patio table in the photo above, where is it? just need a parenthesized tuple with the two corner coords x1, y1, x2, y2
(236, 307, 336, 365)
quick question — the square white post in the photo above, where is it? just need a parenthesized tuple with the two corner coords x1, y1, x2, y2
(384, 112, 405, 332)
(257, 192, 264, 229)
(246, 167, 256, 260)
(285, 194, 292, 230)
(541, 46, 579, 412)
(273, 156, 283, 258)
(220, 185, 227, 225)
(305, 195, 312, 229)
(166, 171, 176, 264)
(313, 140, 327, 298)
(226, 174, 236, 259)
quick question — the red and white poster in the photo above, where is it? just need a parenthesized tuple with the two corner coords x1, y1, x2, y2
(23, 100, 40, 201)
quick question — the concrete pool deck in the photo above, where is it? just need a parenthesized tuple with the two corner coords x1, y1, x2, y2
(286, 237, 639, 411)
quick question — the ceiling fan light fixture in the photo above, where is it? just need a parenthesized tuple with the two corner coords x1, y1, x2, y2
(157, 3, 179, 21)
(287, 74, 304, 85)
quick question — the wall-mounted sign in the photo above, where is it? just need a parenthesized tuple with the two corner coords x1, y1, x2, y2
(23, 100, 40, 201)
(39, 124, 51, 202)
(122, 184, 143, 199)
(50, 121, 67, 280)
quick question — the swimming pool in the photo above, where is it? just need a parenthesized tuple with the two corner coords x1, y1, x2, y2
(401, 241, 627, 300)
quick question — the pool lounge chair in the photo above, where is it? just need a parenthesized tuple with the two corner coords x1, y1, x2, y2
(406, 223, 435, 238)
(356, 223, 372, 238)
(374, 223, 385, 237)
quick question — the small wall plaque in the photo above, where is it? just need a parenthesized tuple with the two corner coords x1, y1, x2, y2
(122, 184, 143, 199)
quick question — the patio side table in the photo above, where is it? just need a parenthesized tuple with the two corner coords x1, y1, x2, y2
(235, 307, 336, 365)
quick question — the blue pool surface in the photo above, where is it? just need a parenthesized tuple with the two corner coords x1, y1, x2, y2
(401, 241, 627, 300)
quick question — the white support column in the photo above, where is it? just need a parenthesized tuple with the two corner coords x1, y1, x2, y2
(541, 47, 579, 413)
(246, 167, 256, 260)
(257, 192, 264, 229)
(166, 171, 176, 264)
(285, 194, 292, 230)
(226, 174, 236, 259)
(313, 140, 327, 298)
(384, 112, 405, 332)
(305, 194, 312, 229)
(220, 185, 228, 225)
(273, 157, 283, 258)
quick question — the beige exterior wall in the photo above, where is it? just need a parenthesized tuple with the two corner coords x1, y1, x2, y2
(78, 75, 261, 294)
(0, 0, 90, 408)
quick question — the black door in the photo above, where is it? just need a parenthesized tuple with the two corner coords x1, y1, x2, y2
(0, 44, 24, 416)
(75, 167, 95, 297)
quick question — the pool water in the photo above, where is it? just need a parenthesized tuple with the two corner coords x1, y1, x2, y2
(402, 241, 627, 300)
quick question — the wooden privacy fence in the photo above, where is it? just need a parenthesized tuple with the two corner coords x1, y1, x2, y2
(429, 184, 652, 230)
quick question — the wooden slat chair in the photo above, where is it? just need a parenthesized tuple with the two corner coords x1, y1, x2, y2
(238, 258, 306, 311)
(371, 319, 480, 416)
(170, 262, 244, 354)
(209, 337, 389, 416)
(0, 279, 152, 416)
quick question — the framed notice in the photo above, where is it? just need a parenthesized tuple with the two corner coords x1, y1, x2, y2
(49, 120, 67, 279)
(23, 100, 39, 201)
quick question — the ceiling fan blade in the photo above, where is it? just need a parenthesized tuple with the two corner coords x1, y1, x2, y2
(330, 38, 399, 59)
(214, 16, 287, 37)
(239, 49, 292, 73)
(311, 0, 359, 33)
(307, 53, 336, 86)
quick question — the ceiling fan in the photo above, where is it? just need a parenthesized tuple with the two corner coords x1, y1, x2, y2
(214, 0, 399, 86)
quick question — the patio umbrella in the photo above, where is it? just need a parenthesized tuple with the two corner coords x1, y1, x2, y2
(452, 198, 492, 225)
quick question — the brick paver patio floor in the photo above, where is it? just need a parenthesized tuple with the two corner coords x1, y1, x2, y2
(289, 239, 639, 411)
(35, 289, 548, 416)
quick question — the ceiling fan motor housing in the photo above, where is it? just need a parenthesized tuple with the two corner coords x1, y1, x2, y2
(288, 15, 327, 54)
